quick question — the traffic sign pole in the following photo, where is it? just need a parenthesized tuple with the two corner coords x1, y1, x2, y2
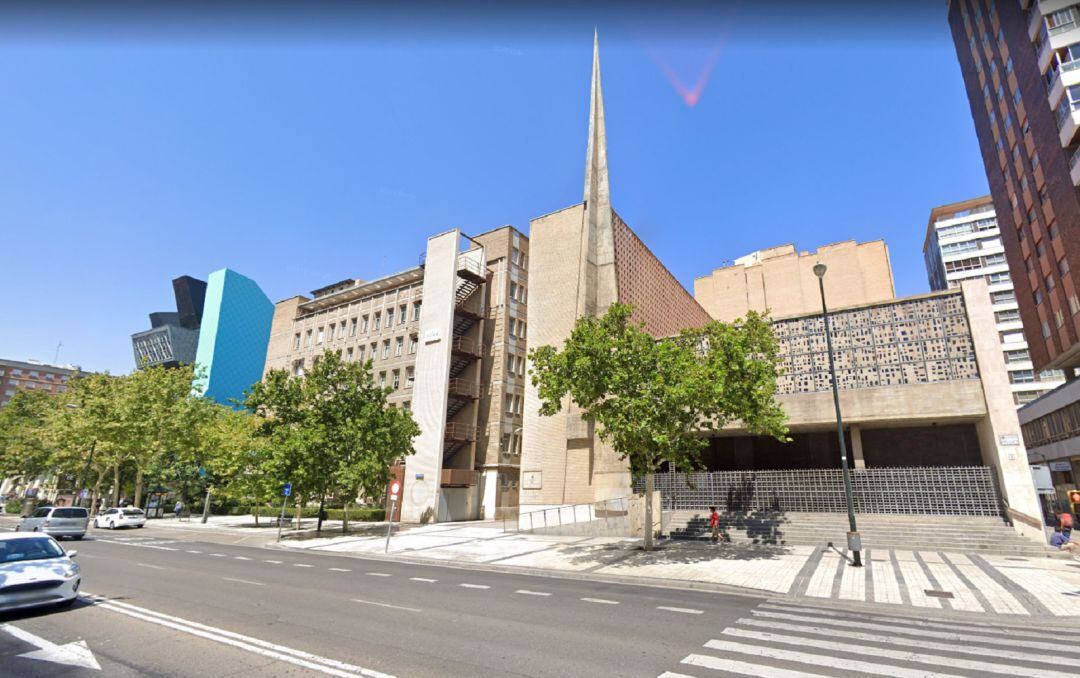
(277, 483, 292, 543)
(384, 482, 400, 554)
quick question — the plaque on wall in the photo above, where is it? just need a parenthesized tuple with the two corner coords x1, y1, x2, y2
(522, 471, 542, 490)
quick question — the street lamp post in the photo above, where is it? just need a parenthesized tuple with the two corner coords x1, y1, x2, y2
(813, 262, 862, 567)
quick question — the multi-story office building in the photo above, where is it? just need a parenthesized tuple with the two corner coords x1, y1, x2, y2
(192, 268, 274, 406)
(131, 275, 207, 368)
(264, 226, 529, 521)
(0, 358, 81, 408)
(947, 1, 1080, 373)
(694, 241, 895, 322)
(925, 195, 1064, 406)
(947, 1, 1080, 492)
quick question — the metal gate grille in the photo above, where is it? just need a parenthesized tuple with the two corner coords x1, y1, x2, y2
(633, 466, 1002, 516)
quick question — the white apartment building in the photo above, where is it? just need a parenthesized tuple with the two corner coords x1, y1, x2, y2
(925, 196, 1064, 406)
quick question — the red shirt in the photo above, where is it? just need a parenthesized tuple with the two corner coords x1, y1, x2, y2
(709, 512, 719, 527)
(1060, 513, 1074, 528)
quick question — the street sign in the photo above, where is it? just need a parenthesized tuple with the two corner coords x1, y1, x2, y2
(1049, 461, 1072, 472)
(197, 467, 207, 478)
(390, 482, 400, 497)
(79, 489, 89, 499)
(282, 482, 292, 497)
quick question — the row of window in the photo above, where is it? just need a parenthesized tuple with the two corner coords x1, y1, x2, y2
(293, 302, 422, 350)
(504, 393, 524, 417)
(507, 317, 527, 340)
(290, 334, 419, 376)
(944, 253, 1007, 273)
(506, 353, 526, 379)
(936, 216, 997, 239)
(508, 281, 527, 304)
(1022, 398, 1080, 448)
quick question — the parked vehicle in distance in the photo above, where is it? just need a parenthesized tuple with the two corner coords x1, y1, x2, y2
(93, 507, 147, 529)
(15, 507, 90, 540)
(0, 533, 81, 612)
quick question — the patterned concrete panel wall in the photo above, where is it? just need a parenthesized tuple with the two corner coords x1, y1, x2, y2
(773, 291, 979, 395)
(611, 212, 712, 336)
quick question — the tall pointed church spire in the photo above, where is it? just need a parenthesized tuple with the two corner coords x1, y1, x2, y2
(583, 28, 610, 211)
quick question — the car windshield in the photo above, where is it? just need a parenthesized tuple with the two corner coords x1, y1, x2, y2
(122, 510, 144, 516)
(0, 537, 65, 563)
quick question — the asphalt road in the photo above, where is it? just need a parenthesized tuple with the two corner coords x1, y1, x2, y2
(3, 524, 1068, 677)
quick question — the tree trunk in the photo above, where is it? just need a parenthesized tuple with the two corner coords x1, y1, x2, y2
(294, 496, 302, 530)
(343, 501, 350, 534)
(111, 464, 121, 507)
(91, 471, 103, 516)
(253, 504, 260, 527)
(200, 487, 212, 524)
(316, 494, 325, 534)
(134, 468, 144, 508)
(644, 472, 655, 552)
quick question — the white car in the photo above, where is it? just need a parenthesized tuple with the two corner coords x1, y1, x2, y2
(93, 507, 147, 529)
(0, 533, 81, 612)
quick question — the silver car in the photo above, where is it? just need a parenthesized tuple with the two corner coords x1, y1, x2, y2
(16, 507, 90, 540)
(0, 533, 81, 612)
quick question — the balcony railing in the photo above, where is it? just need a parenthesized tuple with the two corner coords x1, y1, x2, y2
(444, 422, 477, 443)
(440, 468, 479, 487)
(456, 253, 486, 282)
(1064, 58, 1080, 73)
(450, 336, 485, 357)
(447, 378, 480, 399)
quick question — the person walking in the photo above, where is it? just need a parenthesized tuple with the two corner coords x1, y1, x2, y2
(1055, 509, 1074, 538)
(174, 499, 184, 520)
(709, 506, 721, 544)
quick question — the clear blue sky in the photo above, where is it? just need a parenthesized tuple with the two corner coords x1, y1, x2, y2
(0, 2, 989, 375)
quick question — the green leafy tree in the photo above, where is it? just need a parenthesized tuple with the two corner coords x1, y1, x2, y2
(245, 350, 420, 533)
(529, 302, 788, 550)
(0, 390, 59, 487)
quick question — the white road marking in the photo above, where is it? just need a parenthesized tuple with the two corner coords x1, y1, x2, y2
(581, 598, 619, 605)
(515, 590, 551, 597)
(716, 630, 1068, 678)
(703, 638, 957, 678)
(682, 653, 825, 677)
(209, 553, 226, 558)
(657, 606, 703, 615)
(459, 583, 490, 589)
(365, 572, 391, 577)
(409, 577, 437, 583)
(233, 556, 252, 561)
(222, 577, 265, 586)
(136, 563, 164, 570)
(82, 594, 392, 677)
(329, 568, 352, 572)
(0, 624, 101, 670)
(351, 599, 421, 613)
(658, 672, 697, 678)
(186, 550, 202, 554)
(264, 560, 282, 564)
(294, 563, 314, 568)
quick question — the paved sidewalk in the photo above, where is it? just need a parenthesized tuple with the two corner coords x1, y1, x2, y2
(280, 521, 1080, 618)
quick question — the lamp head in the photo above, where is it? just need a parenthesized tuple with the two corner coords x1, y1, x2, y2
(813, 262, 827, 279)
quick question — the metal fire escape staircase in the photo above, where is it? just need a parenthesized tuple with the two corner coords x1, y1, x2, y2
(441, 262, 486, 476)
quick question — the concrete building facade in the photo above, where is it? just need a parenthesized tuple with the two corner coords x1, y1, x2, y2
(694, 241, 895, 322)
(924, 195, 1064, 406)
(131, 275, 206, 369)
(264, 226, 528, 522)
(0, 358, 81, 409)
(192, 268, 275, 406)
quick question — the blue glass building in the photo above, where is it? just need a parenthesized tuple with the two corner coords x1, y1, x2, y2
(192, 269, 273, 407)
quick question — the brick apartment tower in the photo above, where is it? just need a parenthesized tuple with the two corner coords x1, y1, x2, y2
(947, 0, 1080, 376)
(519, 33, 713, 510)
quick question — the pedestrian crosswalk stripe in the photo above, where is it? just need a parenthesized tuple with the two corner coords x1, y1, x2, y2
(942, 553, 1027, 614)
(751, 609, 1070, 653)
(757, 603, 1059, 643)
(657, 672, 695, 678)
(718, 628, 1070, 677)
(736, 618, 1064, 668)
(681, 653, 828, 677)
(701, 638, 965, 678)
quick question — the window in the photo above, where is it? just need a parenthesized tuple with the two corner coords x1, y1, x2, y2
(1055, 308, 1065, 327)
(1069, 294, 1080, 315)
(395, 337, 403, 357)
(1010, 370, 1035, 384)
(1005, 349, 1030, 363)
(379, 371, 386, 387)
(382, 340, 391, 359)
(362, 315, 370, 333)
(1025, 257, 1034, 272)
(317, 327, 325, 344)
(402, 401, 410, 411)
(1046, 274, 1056, 291)
(370, 343, 378, 361)
(1035, 290, 1044, 305)
(350, 318, 357, 337)
(294, 333, 301, 350)
(941, 240, 978, 255)
(995, 309, 1020, 323)
(508, 318, 517, 337)
(1005, 56, 1013, 76)
(984, 253, 1006, 266)
(292, 359, 305, 377)
(357, 346, 365, 362)
(399, 305, 407, 324)
(392, 370, 400, 389)
(412, 302, 422, 322)
(1059, 258, 1070, 277)
(347, 347, 354, 361)
(1013, 89, 1022, 107)
(305, 329, 313, 348)
(386, 308, 395, 327)
(373, 312, 381, 331)
(1028, 207, 1037, 226)
(405, 367, 414, 389)
(328, 323, 336, 341)
(991, 289, 1016, 304)
(1031, 152, 1040, 170)
(409, 335, 418, 354)
(1042, 321, 1051, 338)
(1036, 241, 1047, 258)
(996, 83, 1004, 101)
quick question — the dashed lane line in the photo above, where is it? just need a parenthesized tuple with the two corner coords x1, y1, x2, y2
(329, 568, 352, 572)
(222, 577, 265, 586)
(351, 599, 421, 613)
(459, 583, 490, 589)
(264, 560, 282, 564)
(515, 590, 552, 597)
(657, 606, 703, 615)
(581, 598, 619, 605)
(365, 572, 392, 577)
(233, 556, 252, 561)
(136, 563, 165, 570)
(187, 550, 202, 554)
(410, 577, 437, 583)
(209, 553, 227, 557)
(294, 563, 314, 568)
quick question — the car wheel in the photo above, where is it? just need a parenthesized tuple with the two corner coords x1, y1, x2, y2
(137, 524, 144, 528)
(92, 519, 99, 528)
(13, 525, 18, 532)
(73, 535, 84, 541)
(109, 521, 116, 530)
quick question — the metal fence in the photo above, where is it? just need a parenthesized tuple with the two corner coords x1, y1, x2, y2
(634, 466, 1002, 517)
(506, 496, 631, 535)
